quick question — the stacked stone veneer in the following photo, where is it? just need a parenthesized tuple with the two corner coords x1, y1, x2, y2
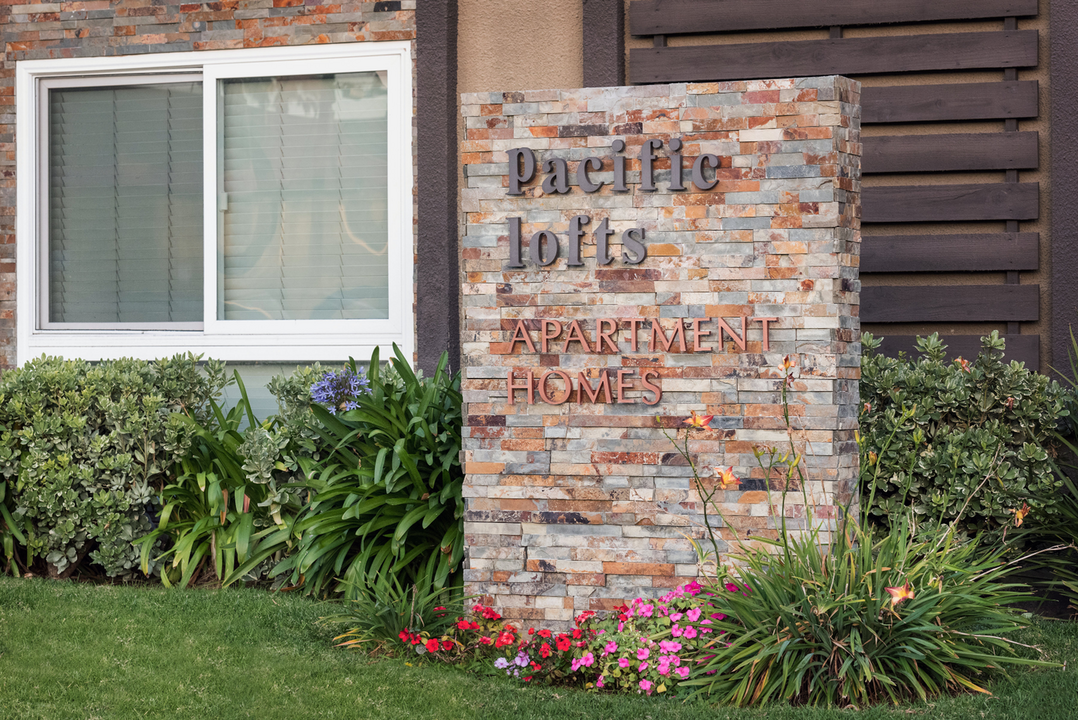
(460, 76, 862, 627)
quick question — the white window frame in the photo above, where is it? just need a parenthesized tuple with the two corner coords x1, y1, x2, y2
(16, 42, 414, 364)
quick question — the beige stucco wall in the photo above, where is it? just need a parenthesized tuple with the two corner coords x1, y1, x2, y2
(458, 0, 583, 93)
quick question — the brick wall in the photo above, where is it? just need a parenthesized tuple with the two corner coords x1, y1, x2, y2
(0, 0, 417, 368)
(460, 77, 862, 627)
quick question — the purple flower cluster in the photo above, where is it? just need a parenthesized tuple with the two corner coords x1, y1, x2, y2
(310, 369, 369, 414)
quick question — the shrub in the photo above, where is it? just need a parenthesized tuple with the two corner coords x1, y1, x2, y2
(859, 331, 1069, 540)
(136, 374, 306, 587)
(264, 345, 464, 598)
(0, 355, 227, 578)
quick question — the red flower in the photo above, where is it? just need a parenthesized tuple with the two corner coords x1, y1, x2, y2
(479, 636, 492, 645)
(571, 628, 582, 639)
(538, 629, 552, 639)
(540, 643, 552, 659)
(456, 620, 471, 631)
(523, 676, 533, 682)
(555, 634, 572, 652)
(425, 638, 440, 653)
(530, 661, 542, 671)
(503, 624, 517, 635)
(495, 631, 516, 648)
(398, 631, 410, 642)
(441, 640, 453, 652)
(528, 627, 535, 635)
(410, 635, 421, 645)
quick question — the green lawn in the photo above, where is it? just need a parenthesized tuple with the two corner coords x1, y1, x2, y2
(1, 578, 1076, 720)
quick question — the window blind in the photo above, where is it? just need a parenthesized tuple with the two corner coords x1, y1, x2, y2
(219, 72, 390, 322)
(48, 82, 203, 324)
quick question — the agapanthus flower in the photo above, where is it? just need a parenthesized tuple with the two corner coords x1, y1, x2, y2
(310, 369, 370, 414)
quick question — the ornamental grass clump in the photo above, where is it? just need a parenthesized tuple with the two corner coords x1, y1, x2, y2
(667, 354, 1056, 707)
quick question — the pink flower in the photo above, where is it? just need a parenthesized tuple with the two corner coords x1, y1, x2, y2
(669, 612, 683, 623)
(676, 666, 690, 679)
(682, 625, 698, 640)
(603, 640, 618, 655)
(725, 583, 739, 593)
(684, 580, 702, 595)
(582, 652, 595, 668)
(659, 640, 682, 654)
(638, 603, 654, 618)
(617, 621, 625, 632)
(619, 657, 631, 668)
(710, 612, 726, 621)
(668, 655, 681, 667)
(596, 675, 605, 688)
(670, 624, 683, 637)
(658, 663, 671, 676)
(686, 607, 701, 623)
(636, 647, 650, 661)
(639, 679, 653, 695)
(638, 661, 649, 673)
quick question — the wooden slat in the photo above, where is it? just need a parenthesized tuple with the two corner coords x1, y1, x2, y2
(875, 334, 1039, 367)
(630, 0, 1039, 37)
(862, 81, 1038, 124)
(862, 285, 1039, 322)
(862, 183, 1039, 223)
(863, 132, 1038, 173)
(629, 31, 1037, 84)
(861, 233, 1039, 273)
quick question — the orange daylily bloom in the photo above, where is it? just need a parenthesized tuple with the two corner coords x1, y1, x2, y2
(715, 466, 740, 489)
(956, 356, 972, 373)
(885, 581, 915, 607)
(781, 355, 795, 371)
(1011, 503, 1031, 527)
(684, 410, 714, 429)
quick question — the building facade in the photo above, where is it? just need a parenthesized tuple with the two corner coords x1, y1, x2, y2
(0, 0, 1072, 376)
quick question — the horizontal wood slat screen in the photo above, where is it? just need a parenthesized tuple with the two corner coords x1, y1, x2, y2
(626, 0, 1046, 368)
(876, 334, 1040, 367)
(629, 31, 1037, 84)
(862, 184, 1039, 223)
(861, 233, 1039, 273)
(630, 0, 1038, 36)
(861, 81, 1038, 124)
(863, 132, 1038, 173)
(861, 285, 1040, 323)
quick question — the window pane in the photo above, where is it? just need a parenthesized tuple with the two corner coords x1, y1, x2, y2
(218, 72, 389, 321)
(48, 83, 204, 323)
